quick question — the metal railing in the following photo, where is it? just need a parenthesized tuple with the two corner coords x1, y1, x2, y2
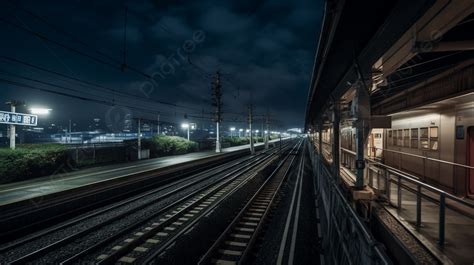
(370, 146, 474, 170)
(340, 147, 474, 247)
(308, 141, 392, 265)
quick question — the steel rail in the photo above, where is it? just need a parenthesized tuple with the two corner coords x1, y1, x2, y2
(139, 144, 294, 265)
(7, 146, 287, 264)
(198, 140, 302, 265)
(0, 154, 259, 254)
(60, 143, 293, 265)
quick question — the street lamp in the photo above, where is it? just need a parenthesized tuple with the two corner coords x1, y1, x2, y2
(181, 123, 190, 140)
(230, 127, 236, 138)
(238, 128, 243, 138)
(29, 108, 52, 115)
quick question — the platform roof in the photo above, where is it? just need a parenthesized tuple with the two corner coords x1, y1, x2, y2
(304, 0, 472, 128)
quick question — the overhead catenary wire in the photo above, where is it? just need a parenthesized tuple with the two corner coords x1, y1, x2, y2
(4, 0, 123, 65)
(0, 56, 201, 111)
(0, 76, 210, 121)
(0, 4, 255, 125)
(0, 17, 152, 79)
(0, 71, 233, 123)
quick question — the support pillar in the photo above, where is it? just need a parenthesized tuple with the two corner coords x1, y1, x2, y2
(332, 102, 340, 183)
(353, 83, 371, 189)
(318, 119, 323, 157)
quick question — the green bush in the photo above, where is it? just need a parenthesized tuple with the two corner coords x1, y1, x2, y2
(0, 144, 69, 184)
(146, 135, 198, 157)
(222, 137, 249, 147)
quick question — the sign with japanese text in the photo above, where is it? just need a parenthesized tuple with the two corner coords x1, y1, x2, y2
(0, 111, 38, 126)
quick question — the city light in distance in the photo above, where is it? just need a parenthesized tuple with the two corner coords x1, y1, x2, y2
(181, 123, 189, 129)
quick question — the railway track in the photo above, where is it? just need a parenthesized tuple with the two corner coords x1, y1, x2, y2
(1, 154, 257, 253)
(198, 140, 302, 265)
(1, 141, 294, 264)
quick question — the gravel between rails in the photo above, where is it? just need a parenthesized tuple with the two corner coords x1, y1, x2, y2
(376, 208, 438, 265)
(252, 153, 319, 265)
(148, 160, 279, 264)
(0, 156, 253, 264)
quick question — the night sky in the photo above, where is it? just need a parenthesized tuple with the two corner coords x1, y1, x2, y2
(0, 0, 322, 132)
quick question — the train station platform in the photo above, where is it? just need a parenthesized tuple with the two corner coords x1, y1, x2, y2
(0, 139, 284, 207)
(339, 164, 474, 265)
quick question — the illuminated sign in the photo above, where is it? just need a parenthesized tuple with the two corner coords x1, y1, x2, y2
(0, 111, 38, 126)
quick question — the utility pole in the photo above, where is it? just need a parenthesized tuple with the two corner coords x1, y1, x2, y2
(264, 111, 270, 149)
(248, 103, 255, 154)
(6, 100, 23, 150)
(212, 71, 223, 153)
(68, 119, 72, 144)
(157, 114, 160, 135)
(279, 132, 282, 152)
(137, 118, 142, 160)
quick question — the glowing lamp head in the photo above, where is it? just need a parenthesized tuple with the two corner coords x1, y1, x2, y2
(30, 108, 51, 115)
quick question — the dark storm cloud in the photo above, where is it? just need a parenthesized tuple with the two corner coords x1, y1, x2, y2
(0, 0, 322, 129)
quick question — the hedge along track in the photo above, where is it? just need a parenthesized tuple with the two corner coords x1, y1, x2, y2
(6, 143, 291, 265)
(198, 139, 302, 265)
(58, 142, 296, 265)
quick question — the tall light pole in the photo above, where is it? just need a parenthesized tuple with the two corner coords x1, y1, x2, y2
(6, 100, 24, 150)
(264, 130, 269, 149)
(248, 104, 254, 154)
(137, 118, 142, 160)
(265, 113, 269, 149)
(212, 71, 223, 153)
(6, 102, 16, 149)
(239, 128, 243, 138)
(157, 113, 160, 135)
(68, 119, 72, 143)
(181, 123, 190, 141)
(230, 127, 235, 138)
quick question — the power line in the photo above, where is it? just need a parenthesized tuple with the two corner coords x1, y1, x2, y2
(0, 76, 201, 121)
(4, 0, 122, 65)
(0, 55, 201, 111)
(0, 17, 152, 79)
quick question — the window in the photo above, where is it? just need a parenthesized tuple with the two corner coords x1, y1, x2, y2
(393, 130, 397, 146)
(420, 127, 429, 150)
(403, 129, 410, 147)
(398, 129, 403, 146)
(388, 130, 392, 146)
(430, 126, 438, 151)
(410, 128, 418, 149)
